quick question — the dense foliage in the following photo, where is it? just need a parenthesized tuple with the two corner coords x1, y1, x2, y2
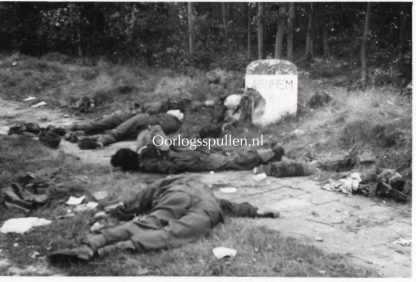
(0, 2, 411, 71)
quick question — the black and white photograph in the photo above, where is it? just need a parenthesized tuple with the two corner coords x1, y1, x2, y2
(0, 1, 412, 278)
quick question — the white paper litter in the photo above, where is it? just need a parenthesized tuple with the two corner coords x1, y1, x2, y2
(253, 173, 267, 181)
(66, 196, 85, 206)
(1, 217, 51, 234)
(86, 202, 98, 209)
(74, 202, 98, 212)
(220, 187, 237, 194)
(213, 247, 237, 259)
(31, 101, 47, 108)
(93, 191, 109, 201)
(204, 100, 215, 107)
(24, 96, 36, 102)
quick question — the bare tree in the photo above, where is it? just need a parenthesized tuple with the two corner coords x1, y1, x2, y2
(187, 2, 195, 55)
(247, 3, 252, 59)
(304, 3, 314, 59)
(398, 9, 408, 64)
(221, 3, 228, 40)
(286, 2, 294, 61)
(274, 4, 286, 59)
(257, 2, 264, 59)
(360, 2, 371, 86)
(322, 26, 329, 57)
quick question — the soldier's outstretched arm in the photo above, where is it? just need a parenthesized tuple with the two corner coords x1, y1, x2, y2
(218, 198, 279, 218)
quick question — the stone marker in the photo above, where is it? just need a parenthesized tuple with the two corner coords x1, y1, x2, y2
(245, 59, 298, 126)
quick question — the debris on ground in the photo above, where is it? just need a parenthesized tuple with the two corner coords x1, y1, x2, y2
(30, 251, 41, 259)
(92, 191, 109, 202)
(69, 96, 95, 113)
(65, 196, 85, 206)
(213, 247, 237, 259)
(55, 209, 75, 219)
(8, 122, 41, 136)
(204, 100, 215, 107)
(1, 174, 51, 212)
(322, 172, 362, 195)
(289, 129, 306, 138)
(24, 96, 36, 102)
(31, 101, 47, 108)
(73, 202, 98, 213)
(7, 122, 66, 149)
(219, 187, 237, 194)
(0, 217, 51, 234)
(321, 167, 408, 202)
(393, 239, 411, 247)
(253, 173, 267, 182)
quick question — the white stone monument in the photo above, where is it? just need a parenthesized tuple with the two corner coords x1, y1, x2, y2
(245, 59, 298, 126)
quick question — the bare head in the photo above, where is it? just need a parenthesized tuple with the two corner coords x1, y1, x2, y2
(111, 148, 140, 171)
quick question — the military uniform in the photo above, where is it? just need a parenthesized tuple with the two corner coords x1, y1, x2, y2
(73, 112, 181, 146)
(139, 147, 276, 174)
(138, 147, 311, 178)
(49, 176, 273, 263)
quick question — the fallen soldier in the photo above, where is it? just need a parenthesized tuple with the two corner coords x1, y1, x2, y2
(49, 176, 280, 265)
(68, 110, 184, 149)
(110, 144, 313, 178)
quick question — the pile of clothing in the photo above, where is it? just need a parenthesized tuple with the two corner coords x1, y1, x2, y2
(1, 174, 52, 212)
(8, 122, 66, 149)
(320, 151, 409, 202)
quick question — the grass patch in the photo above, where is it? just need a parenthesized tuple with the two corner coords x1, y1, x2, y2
(0, 136, 377, 276)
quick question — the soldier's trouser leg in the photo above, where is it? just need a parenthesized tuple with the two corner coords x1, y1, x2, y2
(264, 158, 313, 177)
(226, 149, 270, 170)
(85, 211, 213, 254)
(75, 110, 134, 135)
(84, 221, 143, 251)
(129, 211, 213, 251)
(110, 114, 152, 141)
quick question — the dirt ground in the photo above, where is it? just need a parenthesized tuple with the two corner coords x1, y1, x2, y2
(0, 96, 412, 277)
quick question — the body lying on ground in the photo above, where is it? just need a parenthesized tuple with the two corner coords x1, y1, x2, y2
(68, 109, 183, 149)
(49, 175, 280, 265)
(110, 144, 313, 178)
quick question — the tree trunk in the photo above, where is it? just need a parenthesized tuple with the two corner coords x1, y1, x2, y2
(221, 3, 228, 40)
(77, 26, 83, 57)
(323, 24, 329, 57)
(92, 4, 97, 56)
(188, 2, 195, 55)
(286, 3, 294, 61)
(257, 3, 264, 59)
(398, 9, 408, 64)
(304, 3, 314, 59)
(247, 3, 252, 59)
(360, 2, 371, 87)
(274, 4, 286, 59)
